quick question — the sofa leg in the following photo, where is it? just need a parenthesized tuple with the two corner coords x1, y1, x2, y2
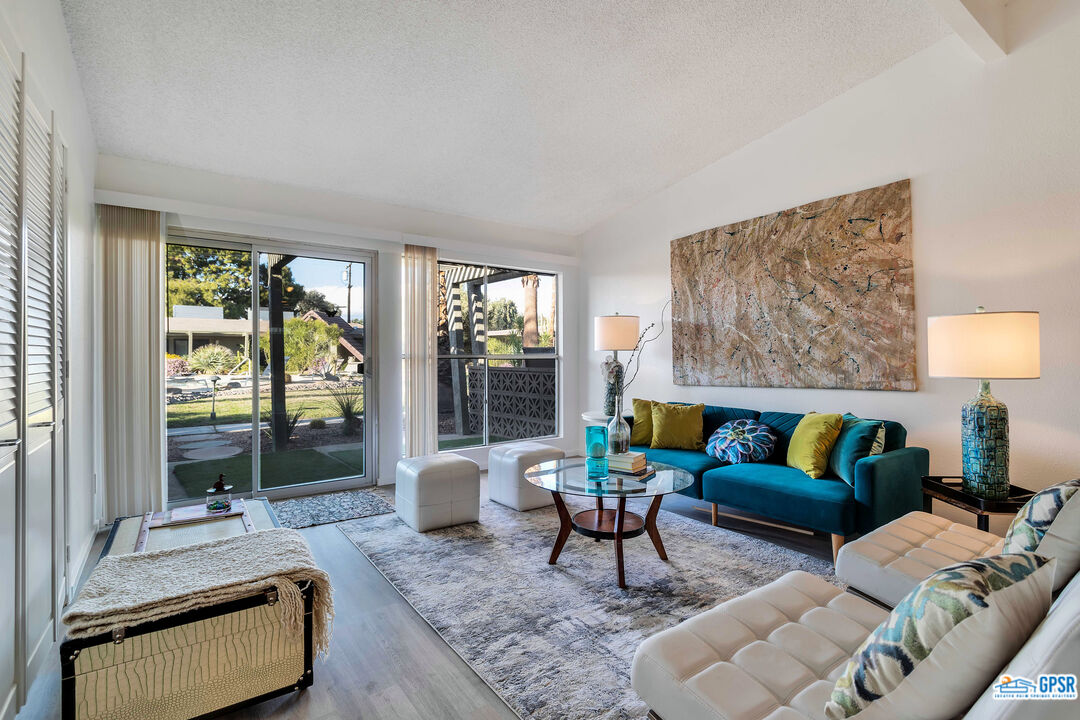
(831, 534, 846, 563)
(711, 503, 718, 527)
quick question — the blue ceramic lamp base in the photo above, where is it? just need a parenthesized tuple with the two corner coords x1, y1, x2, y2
(961, 379, 1010, 500)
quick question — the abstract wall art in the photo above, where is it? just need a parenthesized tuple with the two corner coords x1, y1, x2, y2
(670, 179, 915, 391)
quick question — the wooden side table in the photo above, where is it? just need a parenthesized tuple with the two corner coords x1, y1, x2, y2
(922, 476, 1036, 532)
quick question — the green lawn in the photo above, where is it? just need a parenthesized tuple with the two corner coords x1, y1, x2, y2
(437, 435, 509, 450)
(167, 387, 364, 428)
(171, 447, 365, 498)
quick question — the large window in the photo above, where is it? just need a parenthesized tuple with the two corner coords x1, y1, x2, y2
(436, 262, 558, 450)
(165, 236, 373, 504)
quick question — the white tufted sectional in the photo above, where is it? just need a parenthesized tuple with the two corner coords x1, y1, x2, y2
(634, 508, 1080, 720)
(835, 511, 1004, 606)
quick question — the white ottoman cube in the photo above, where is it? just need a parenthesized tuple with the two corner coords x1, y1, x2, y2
(395, 453, 480, 532)
(488, 442, 564, 511)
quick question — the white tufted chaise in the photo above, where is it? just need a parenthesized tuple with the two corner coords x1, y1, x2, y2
(395, 453, 480, 532)
(835, 510, 1004, 607)
(487, 441, 564, 511)
(633, 568, 1080, 720)
(632, 571, 888, 720)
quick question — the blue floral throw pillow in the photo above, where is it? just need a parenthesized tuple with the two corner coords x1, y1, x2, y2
(706, 420, 775, 464)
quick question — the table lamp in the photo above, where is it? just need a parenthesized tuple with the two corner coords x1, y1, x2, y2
(927, 307, 1040, 499)
(595, 314, 640, 453)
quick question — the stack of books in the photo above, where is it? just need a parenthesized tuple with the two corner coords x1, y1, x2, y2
(607, 452, 655, 480)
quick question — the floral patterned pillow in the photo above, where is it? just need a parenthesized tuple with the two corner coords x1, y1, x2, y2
(826, 554, 1054, 719)
(706, 419, 775, 464)
(1003, 478, 1080, 591)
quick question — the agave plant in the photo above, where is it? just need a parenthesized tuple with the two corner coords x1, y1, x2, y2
(261, 405, 305, 444)
(187, 343, 235, 374)
(327, 384, 363, 436)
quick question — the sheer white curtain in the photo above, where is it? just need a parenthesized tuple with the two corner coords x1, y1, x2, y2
(99, 204, 164, 517)
(402, 244, 438, 457)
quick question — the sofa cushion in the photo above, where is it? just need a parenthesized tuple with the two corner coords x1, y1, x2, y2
(757, 411, 805, 463)
(1003, 478, 1080, 591)
(827, 554, 1054, 719)
(630, 445, 723, 499)
(703, 463, 856, 536)
(651, 402, 705, 451)
(835, 511, 1004, 607)
(631, 571, 888, 720)
(788, 412, 844, 479)
(829, 415, 886, 487)
(706, 419, 776, 464)
(701, 405, 760, 444)
(629, 398, 654, 446)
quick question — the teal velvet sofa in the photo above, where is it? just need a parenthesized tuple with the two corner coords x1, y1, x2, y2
(628, 404, 928, 550)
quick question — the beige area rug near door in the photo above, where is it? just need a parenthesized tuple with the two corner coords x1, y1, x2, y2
(338, 495, 835, 720)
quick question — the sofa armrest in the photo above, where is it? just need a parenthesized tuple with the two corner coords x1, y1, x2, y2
(853, 447, 929, 534)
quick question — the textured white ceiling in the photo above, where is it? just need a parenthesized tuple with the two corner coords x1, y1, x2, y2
(61, 1, 951, 235)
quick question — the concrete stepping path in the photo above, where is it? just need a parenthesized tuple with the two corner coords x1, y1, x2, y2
(183, 446, 243, 460)
(178, 439, 231, 449)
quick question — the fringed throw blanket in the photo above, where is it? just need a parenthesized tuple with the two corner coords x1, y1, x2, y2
(63, 528, 334, 657)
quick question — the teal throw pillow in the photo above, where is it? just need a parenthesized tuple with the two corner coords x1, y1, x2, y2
(827, 414, 885, 486)
(706, 419, 775, 464)
(826, 554, 1054, 719)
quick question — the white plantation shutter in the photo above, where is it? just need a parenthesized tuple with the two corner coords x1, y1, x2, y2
(22, 99, 52, 418)
(0, 53, 18, 439)
(52, 140, 65, 403)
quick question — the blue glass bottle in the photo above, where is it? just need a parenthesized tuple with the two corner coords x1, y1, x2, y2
(585, 424, 608, 480)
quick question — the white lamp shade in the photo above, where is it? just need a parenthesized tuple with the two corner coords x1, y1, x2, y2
(594, 314, 640, 351)
(927, 311, 1040, 379)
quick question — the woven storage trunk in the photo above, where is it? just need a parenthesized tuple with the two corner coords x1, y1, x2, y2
(60, 581, 313, 720)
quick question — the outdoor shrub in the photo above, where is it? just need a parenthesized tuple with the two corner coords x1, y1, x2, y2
(258, 317, 342, 373)
(309, 418, 327, 430)
(187, 343, 236, 374)
(165, 355, 190, 376)
(327, 384, 363, 435)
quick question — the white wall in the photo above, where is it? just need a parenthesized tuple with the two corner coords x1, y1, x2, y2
(95, 157, 580, 483)
(578, 16, 1080, 534)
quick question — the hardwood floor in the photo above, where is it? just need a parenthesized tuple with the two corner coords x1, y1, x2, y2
(16, 483, 833, 720)
(18, 522, 517, 720)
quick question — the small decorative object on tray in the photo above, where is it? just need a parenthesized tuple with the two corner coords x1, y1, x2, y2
(206, 474, 233, 513)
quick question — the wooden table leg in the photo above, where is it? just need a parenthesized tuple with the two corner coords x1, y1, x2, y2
(644, 495, 668, 561)
(595, 496, 603, 541)
(549, 491, 572, 565)
(614, 497, 627, 589)
(977, 514, 989, 533)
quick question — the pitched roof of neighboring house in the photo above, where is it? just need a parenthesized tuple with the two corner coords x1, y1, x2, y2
(300, 309, 365, 362)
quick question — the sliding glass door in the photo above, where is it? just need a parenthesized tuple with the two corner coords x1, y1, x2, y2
(165, 234, 374, 505)
(256, 251, 367, 493)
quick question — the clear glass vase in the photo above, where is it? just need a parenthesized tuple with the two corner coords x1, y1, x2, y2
(607, 394, 630, 455)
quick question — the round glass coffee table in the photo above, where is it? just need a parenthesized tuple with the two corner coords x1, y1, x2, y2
(524, 459, 694, 589)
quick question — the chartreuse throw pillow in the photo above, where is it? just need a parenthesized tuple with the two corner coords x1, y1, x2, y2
(826, 554, 1055, 720)
(706, 419, 776, 464)
(828, 414, 886, 486)
(650, 402, 704, 451)
(786, 412, 843, 479)
(1003, 478, 1080, 591)
(630, 398, 654, 446)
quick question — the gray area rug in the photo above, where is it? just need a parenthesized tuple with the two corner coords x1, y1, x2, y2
(270, 488, 395, 529)
(338, 495, 835, 719)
